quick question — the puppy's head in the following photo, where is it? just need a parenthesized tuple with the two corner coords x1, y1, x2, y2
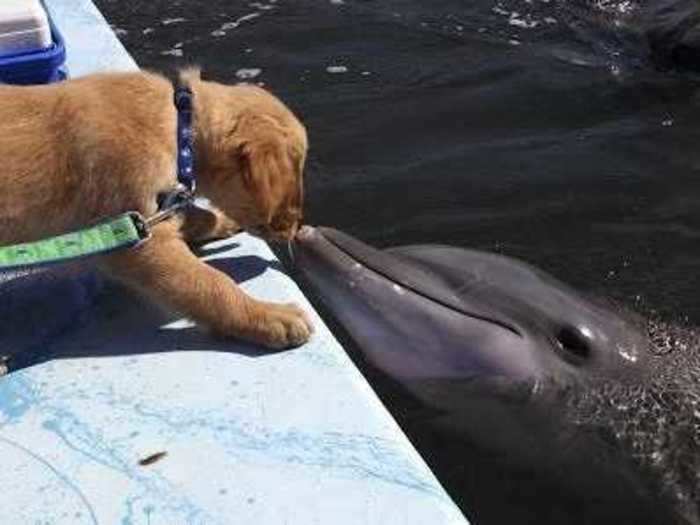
(190, 71, 307, 241)
(229, 108, 307, 241)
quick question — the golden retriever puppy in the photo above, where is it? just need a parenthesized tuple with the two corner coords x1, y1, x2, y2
(0, 69, 313, 349)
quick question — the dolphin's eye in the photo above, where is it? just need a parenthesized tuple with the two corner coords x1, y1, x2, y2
(555, 325, 592, 362)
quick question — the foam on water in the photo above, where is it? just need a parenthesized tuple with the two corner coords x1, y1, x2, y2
(235, 67, 262, 79)
(326, 65, 348, 74)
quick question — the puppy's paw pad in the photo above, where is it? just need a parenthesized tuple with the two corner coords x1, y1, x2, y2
(257, 302, 314, 349)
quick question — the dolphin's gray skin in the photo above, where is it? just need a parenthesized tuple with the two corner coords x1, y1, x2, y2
(294, 226, 649, 387)
(551, 0, 700, 73)
(294, 226, 699, 525)
(640, 0, 700, 71)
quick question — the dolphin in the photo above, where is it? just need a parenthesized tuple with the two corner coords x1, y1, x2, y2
(293, 226, 700, 525)
(639, 0, 700, 72)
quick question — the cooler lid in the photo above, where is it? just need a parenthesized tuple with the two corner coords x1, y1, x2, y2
(0, 0, 49, 35)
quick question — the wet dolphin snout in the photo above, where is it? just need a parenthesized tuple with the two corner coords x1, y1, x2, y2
(295, 225, 316, 243)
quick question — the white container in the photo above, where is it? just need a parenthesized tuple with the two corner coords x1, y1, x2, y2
(0, 0, 51, 58)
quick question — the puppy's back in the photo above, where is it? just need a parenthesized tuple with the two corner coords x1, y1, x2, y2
(0, 72, 174, 245)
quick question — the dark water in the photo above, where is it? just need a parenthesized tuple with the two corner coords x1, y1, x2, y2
(94, 0, 700, 520)
(96, 0, 700, 321)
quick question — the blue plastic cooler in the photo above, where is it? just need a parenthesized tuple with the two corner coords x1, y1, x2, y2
(0, 0, 66, 84)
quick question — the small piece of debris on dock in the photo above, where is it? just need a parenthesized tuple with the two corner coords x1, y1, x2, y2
(139, 451, 168, 466)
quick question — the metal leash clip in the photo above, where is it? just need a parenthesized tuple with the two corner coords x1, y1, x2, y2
(150, 184, 195, 226)
(127, 185, 195, 244)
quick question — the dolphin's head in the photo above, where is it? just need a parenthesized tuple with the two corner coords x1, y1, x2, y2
(294, 226, 649, 388)
(294, 226, 700, 524)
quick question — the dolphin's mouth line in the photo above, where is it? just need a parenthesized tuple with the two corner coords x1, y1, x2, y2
(318, 230, 523, 338)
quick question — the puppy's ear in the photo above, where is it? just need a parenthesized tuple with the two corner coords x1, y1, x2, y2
(235, 112, 294, 223)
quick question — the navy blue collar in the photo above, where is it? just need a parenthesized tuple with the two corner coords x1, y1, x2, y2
(155, 85, 196, 212)
(174, 84, 196, 192)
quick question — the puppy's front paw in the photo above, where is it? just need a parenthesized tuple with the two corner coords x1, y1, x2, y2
(251, 302, 314, 349)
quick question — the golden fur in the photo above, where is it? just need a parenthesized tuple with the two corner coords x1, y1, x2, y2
(0, 69, 313, 349)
